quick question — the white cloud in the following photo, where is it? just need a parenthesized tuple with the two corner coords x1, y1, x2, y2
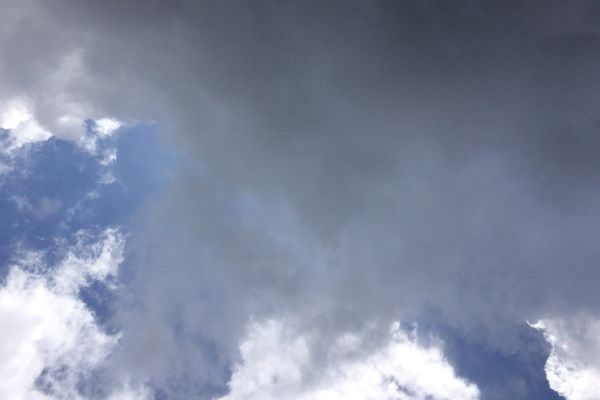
(106, 384, 152, 400)
(0, 99, 52, 154)
(0, 267, 115, 399)
(0, 97, 123, 185)
(94, 118, 122, 137)
(1, 99, 122, 158)
(0, 99, 124, 182)
(100, 148, 118, 166)
(531, 317, 600, 400)
(0, 100, 32, 130)
(52, 228, 125, 292)
(218, 320, 480, 400)
(77, 118, 122, 155)
(0, 228, 136, 400)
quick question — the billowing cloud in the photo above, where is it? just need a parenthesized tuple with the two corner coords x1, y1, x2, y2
(0, 228, 142, 400)
(0, 99, 52, 153)
(532, 316, 600, 400)
(219, 320, 479, 400)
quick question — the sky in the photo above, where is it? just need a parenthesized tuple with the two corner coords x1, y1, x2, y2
(1, 1, 599, 399)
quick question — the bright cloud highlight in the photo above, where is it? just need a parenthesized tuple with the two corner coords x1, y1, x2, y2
(219, 320, 480, 400)
(0, 228, 131, 399)
(531, 317, 600, 400)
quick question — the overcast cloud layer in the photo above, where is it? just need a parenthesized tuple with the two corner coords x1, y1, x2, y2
(1, 1, 600, 399)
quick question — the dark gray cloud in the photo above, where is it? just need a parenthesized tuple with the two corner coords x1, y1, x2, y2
(2, 1, 600, 398)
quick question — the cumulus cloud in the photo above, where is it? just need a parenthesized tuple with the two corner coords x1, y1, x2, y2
(0, 228, 141, 400)
(0, 96, 121, 181)
(218, 320, 479, 400)
(532, 316, 600, 400)
(0, 99, 52, 153)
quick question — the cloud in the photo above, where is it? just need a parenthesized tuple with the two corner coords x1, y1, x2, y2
(107, 386, 151, 400)
(79, 117, 123, 155)
(218, 319, 479, 400)
(0, 96, 121, 181)
(0, 99, 52, 152)
(17, 0, 598, 330)
(10, 195, 61, 219)
(0, 228, 140, 400)
(3, 1, 600, 396)
(531, 316, 600, 400)
(0, 99, 52, 169)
